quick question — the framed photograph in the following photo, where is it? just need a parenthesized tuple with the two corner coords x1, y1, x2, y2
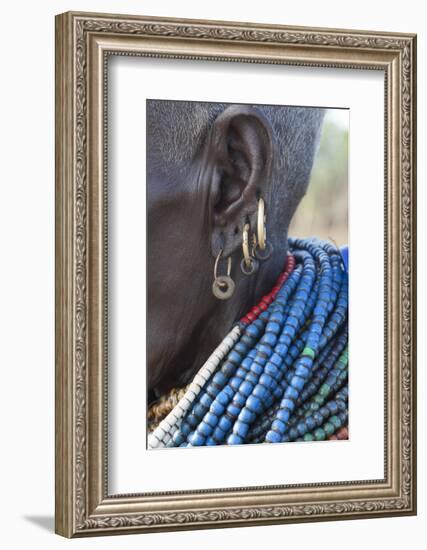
(55, 11, 417, 537)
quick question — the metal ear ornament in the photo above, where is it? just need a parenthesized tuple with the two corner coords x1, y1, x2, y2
(240, 223, 259, 275)
(254, 197, 273, 261)
(212, 249, 235, 300)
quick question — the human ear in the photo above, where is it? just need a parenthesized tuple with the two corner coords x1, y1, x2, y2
(203, 105, 274, 258)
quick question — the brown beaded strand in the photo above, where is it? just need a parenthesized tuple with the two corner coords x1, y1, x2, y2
(148, 385, 189, 431)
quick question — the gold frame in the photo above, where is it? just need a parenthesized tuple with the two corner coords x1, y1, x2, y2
(55, 11, 417, 537)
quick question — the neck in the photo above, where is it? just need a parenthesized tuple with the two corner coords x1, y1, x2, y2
(156, 242, 289, 396)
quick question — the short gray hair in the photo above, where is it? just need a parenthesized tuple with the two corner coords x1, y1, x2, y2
(147, 100, 325, 221)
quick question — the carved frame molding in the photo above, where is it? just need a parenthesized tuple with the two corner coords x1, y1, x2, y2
(55, 11, 416, 537)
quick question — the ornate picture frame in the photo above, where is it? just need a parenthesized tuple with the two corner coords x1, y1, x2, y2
(55, 11, 417, 537)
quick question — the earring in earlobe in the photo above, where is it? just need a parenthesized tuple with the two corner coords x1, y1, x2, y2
(254, 197, 274, 261)
(241, 223, 259, 275)
(212, 249, 235, 300)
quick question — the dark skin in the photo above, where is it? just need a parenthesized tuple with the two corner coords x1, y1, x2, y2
(147, 104, 323, 400)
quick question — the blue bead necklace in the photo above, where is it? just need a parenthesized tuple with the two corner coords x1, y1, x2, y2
(148, 237, 349, 449)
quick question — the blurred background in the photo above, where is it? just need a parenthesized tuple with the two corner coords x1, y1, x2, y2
(289, 108, 349, 246)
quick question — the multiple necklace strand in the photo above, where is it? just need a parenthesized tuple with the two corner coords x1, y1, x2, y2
(148, 237, 348, 449)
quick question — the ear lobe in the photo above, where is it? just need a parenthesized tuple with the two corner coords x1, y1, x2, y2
(206, 105, 274, 257)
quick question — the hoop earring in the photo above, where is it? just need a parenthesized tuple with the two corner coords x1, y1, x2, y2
(254, 197, 274, 261)
(212, 249, 235, 300)
(241, 223, 259, 275)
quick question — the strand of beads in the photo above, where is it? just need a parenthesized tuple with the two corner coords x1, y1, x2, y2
(287, 386, 348, 442)
(302, 410, 349, 442)
(247, 329, 347, 443)
(295, 329, 348, 411)
(264, 240, 342, 443)
(289, 344, 348, 426)
(299, 350, 348, 419)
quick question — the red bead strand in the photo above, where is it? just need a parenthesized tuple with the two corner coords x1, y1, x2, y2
(240, 254, 296, 325)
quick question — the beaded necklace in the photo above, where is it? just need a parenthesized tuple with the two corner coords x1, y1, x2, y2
(148, 237, 348, 449)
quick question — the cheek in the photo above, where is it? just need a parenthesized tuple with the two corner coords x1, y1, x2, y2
(148, 205, 210, 314)
(147, 233, 196, 364)
(147, 195, 213, 389)
(147, 247, 186, 338)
